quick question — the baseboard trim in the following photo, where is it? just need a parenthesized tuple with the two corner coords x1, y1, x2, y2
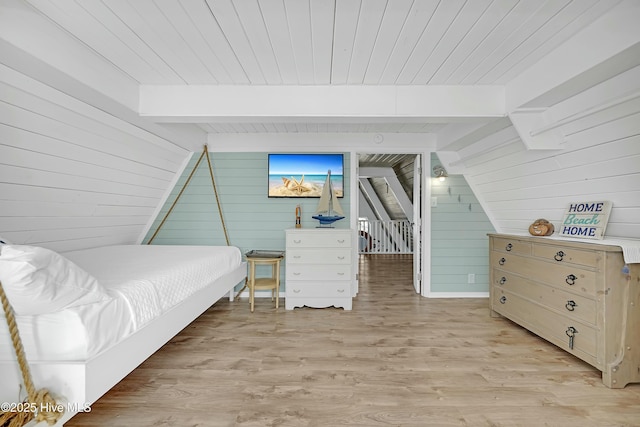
(425, 292, 489, 298)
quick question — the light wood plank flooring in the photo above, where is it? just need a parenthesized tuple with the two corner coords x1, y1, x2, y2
(68, 255, 640, 426)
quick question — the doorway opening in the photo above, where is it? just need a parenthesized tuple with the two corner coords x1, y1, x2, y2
(356, 153, 422, 294)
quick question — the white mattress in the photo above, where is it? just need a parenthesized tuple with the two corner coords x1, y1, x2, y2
(0, 245, 242, 362)
(0, 296, 131, 362)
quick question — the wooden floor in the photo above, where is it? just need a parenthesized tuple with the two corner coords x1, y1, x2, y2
(68, 255, 640, 426)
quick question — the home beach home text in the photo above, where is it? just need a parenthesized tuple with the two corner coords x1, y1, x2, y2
(560, 201, 612, 239)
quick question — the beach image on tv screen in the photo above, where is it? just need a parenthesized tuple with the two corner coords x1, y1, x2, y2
(268, 153, 343, 198)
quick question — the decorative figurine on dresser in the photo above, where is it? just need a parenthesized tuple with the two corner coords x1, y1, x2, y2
(489, 202, 640, 388)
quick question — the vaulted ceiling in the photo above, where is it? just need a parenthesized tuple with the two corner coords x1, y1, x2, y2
(2, 0, 639, 152)
(25, 0, 610, 87)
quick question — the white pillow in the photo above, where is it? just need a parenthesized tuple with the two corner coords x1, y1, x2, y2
(0, 245, 111, 315)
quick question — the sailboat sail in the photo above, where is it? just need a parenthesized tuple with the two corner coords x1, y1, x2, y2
(312, 170, 344, 226)
(315, 171, 343, 215)
(330, 186, 344, 215)
(315, 176, 331, 213)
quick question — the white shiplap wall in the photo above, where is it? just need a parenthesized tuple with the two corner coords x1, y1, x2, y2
(459, 66, 640, 240)
(0, 65, 190, 252)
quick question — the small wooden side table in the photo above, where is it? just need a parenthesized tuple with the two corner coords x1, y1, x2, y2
(245, 252, 284, 312)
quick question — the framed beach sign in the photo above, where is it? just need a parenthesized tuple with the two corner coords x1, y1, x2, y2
(559, 201, 612, 240)
(268, 153, 344, 198)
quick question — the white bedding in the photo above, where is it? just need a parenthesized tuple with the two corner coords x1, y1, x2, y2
(0, 297, 132, 361)
(0, 245, 242, 362)
(65, 245, 242, 330)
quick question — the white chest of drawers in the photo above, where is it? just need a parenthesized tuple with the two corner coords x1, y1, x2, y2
(285, 228, 353, 310)
(489, 233, 640, 388)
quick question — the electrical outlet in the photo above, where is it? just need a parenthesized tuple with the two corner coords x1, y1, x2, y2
(431, 197, 438, 207)
(467, 273, 475, 284)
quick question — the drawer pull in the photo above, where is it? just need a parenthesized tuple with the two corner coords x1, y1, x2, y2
(337, 256, 345, 260)
(293, 239, 302, 244)
(565, 274, 577, 286)
(293, 255, 301, 259)
(554, 251, 565, 261)
(499, 277, 507, 285)
(293, 289, 301, 293)
(337, 272, 345, 276)
(499, 296, 507, 304)
(565, 300, 577, 311)
(565, 326, 578, 349)
(337, 289, 345, 293)
(293, 272, 301, 276)
(505, 243, 513, 251)
(498, 257, 506, 266)
(337, 239, 345, 243)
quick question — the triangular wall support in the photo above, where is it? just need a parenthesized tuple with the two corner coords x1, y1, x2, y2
(146, 145, 230, 246)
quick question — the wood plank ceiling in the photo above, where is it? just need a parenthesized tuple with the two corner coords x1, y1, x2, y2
(24, 0, 616, 134)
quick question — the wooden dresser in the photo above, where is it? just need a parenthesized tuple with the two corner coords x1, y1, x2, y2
(489, 233, 640, 388)
(285, 228, 353, 310)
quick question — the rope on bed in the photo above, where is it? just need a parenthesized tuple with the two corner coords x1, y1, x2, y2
(0, 280, 64, 427)
(147, 144, 230, 246)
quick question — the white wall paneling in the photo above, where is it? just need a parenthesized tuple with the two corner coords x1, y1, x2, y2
(0, 66, 190, 252)
(447, 66, 640, 239)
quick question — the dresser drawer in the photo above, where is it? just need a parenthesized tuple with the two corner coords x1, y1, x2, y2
(491, 251, 597, 297)
(532, 243, 601, 268)
(492, 271, 597, 325)
(286, 281, 351, 298)
(287, 231, 351, 248)
(287, 248, 351, 264)
(492, 237, 531, 256)
(492, 288, 597, 361)
(286, 264, 351, 281)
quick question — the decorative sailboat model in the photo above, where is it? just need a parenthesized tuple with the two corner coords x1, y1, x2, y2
(312, 170, 345, 227)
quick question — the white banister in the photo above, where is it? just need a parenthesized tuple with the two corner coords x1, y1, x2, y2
(358, 219, 413, 254)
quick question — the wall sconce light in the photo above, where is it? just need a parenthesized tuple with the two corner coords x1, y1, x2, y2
(433, 165, 448, 182)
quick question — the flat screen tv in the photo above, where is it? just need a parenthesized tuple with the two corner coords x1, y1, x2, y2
(268, 153, 344, 198)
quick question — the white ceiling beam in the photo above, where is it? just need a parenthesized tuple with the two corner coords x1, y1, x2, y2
(207, 132, 436, 152)
(358, 167, 396, 178)
(384, 174, 413, 224)
(359, 179, 390, 222)
(139, 85, 505, 122)
(508, 108, 564, 150)
(0, 0, 207, 152)
(359, 166, 413, 223)
(434, 118, 513, 173)
(0, 0, 138, 111)
(358, 190, 378, 220)
(506, 0, 640, 111)
(435, 118, 512, 151)
(0, 38, 205, 153)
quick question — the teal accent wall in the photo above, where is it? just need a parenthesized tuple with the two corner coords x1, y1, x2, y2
(143, 152, 351, 288)
(430, 154, 495, 293)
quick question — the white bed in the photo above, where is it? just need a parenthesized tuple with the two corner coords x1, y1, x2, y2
(0, 244, 246, 426)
